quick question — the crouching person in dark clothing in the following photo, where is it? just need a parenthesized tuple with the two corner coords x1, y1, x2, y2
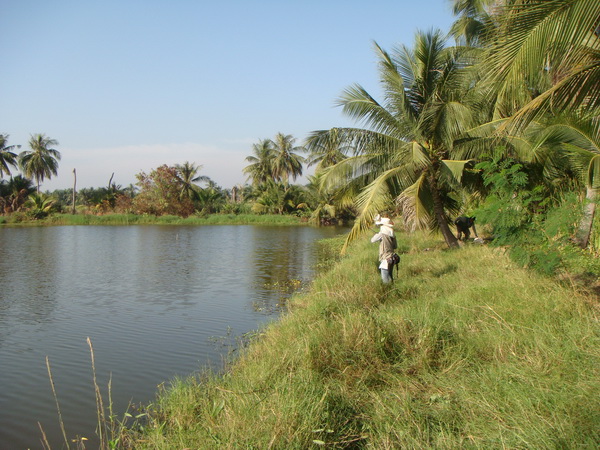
(371, 215, 398, 283)
(454, 216, 478, 241)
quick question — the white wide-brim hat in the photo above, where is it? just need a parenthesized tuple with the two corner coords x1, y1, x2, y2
(375, 217, 394, 236)
(375, 217, 393, 227)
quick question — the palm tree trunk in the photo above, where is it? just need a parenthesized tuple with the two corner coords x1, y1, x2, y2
(72, 168, 77, 215)
(429, 172, 459, 248)
(575, 187, 597, 249)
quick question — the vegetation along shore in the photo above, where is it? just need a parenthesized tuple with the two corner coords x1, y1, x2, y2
(2, 0, 600, 447)
(117, 232, 599, 448)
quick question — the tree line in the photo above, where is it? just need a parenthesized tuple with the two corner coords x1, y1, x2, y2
(0, 130, 352, 223)
(2, 0, 600, 271)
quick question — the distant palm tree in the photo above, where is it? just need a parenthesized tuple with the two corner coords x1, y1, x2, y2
(124, 183, 138, 198)
(19, 134, 61, 193)
(304, 173, 355, 225)
(271, 133, 305, 184)
(197, 185, 226, 214)
(0, 175, 35, 213)
(175, 161, 210, 201)
(304, 127, 352, 172)
(251, 179, 303, 215)
(243, 139, 276, 185)
(0, 134, 20, 178)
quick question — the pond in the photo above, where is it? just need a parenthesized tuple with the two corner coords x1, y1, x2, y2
(0, 224, 346, 449)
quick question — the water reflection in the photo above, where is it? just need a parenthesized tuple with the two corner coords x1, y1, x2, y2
(0, 224, 345, 449)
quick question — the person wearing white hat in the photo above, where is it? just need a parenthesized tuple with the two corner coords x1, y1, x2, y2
(371, 214, 398, 283)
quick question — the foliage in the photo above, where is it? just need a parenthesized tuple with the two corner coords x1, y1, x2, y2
(304, 127, 352, 172)
(271, 133, 305, 183)
(175, 161, 211, 202)
(303, 174, 356, 225)
(132, 165, 195, 217)
(0, 175, 35, 213)
(250, 180, 307, 215)
(27, 213, 305, 226)
(243, 139, 276, 186)
(474, 156, 544, 241)
(196, 183, 227, 214)
(25, 192, 56, 219)
(483, 0, 600, 128)
(474, 156, 584, 275)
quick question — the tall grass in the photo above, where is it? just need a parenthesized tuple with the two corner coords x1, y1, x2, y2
(125, 232, 599, 448)
(42, 338, 144, 450)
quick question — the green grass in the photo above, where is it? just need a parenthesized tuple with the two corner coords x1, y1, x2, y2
(1, 213, 306, 226)
(122, 232, 599, 448)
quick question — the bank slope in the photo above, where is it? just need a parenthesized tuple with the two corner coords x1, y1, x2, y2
(127, 232, 600, 449)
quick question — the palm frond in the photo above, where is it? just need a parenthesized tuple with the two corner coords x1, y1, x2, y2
(488, 0, 600, 127)
(341, 166, 404, 253)
(440, 159, 474, 186)
(586, 154, 600, 189)
(396, 173, 433, 232)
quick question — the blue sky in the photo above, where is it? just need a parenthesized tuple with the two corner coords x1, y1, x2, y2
(1, 0, 456, 190)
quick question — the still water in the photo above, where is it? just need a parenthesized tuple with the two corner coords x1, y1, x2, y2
(0, 225, 345, 449)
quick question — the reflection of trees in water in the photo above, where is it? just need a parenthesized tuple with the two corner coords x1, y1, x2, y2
(0, 229, 60, 328)
(250, 227, 316, 312)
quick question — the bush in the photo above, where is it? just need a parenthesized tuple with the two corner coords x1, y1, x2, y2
(474, 158, 587, 276)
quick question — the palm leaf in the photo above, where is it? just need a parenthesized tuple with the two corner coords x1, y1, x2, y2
(439, 160, 473, 186)
(588, 154, 600, 189)
(341, 165, 407, 253)
(397, 173, 433, 232)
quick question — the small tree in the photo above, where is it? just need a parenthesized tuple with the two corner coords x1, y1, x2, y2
(132, 165, 195, 216)
(25, 192, 56, 219)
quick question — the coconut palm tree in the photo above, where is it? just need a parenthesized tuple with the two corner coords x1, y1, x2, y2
(175, 161, 210, 202)
(196, 182, 226, 214)
(243, 139, 276, 186)
(304, 127, 352, 172)
(314, 30, 481, 249)
(271, 133, 305, 184)
(0, 175, 35, 213)
(450, 0, 500, 47)
(484, 0, 600, 128)
(251, 179, 305, 215)
(304, 173, 356, 225)
(0, 134, 20, 178)
(25, 192, 56, 219)
(19, 134, 61, 193)
(542, 115, 600, 248)
(457, 0, 600, 248)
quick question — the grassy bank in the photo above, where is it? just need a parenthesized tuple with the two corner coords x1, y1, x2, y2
(124, 232, 599, 448)
(0, 213, 305, 226)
